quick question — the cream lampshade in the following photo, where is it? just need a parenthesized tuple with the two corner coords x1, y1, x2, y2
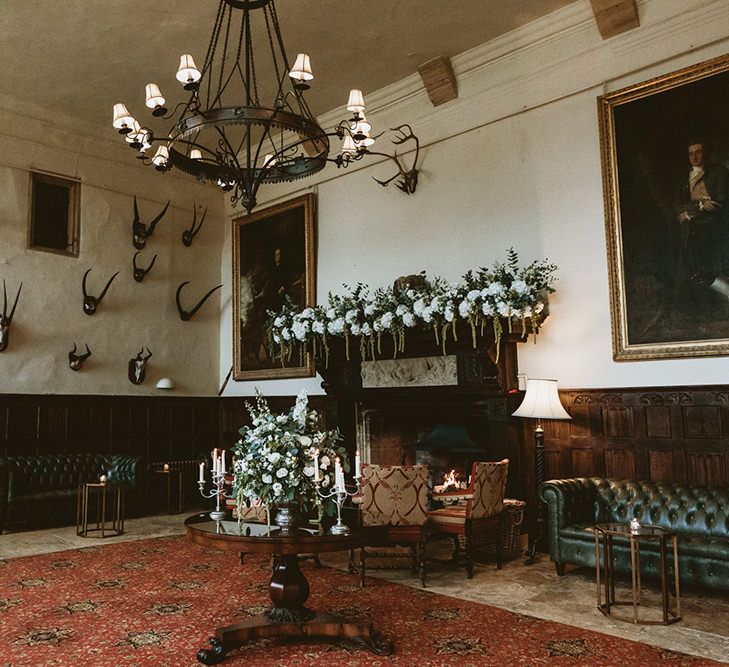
(289, 53, 313, 82)
(176, 54, 202, 87)
(512, 377, 571, 565)
(512, 378, 571, 421)
(346, 89, 366, 114)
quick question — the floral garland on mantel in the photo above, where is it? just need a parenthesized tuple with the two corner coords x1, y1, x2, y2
(266, 249, 557, 366)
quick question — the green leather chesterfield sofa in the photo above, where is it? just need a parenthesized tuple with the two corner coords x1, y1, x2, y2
(540, 477, 729, 591)
(0, 454, 147, 532)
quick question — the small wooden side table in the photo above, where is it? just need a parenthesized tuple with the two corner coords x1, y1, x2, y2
(154, 468, 183, 514)
(593, 522, 681, 625)
(76, 482, 125, 537)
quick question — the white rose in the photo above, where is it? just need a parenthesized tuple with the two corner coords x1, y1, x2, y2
(276, 467, 288, 478)
(262, 474, 273, 484)
(272, 482, 283, 495)
(511, 280, 529, 295)
(298, 435, 312, 447)
(303, 466, 314, 477)
(320, 455, 331, 469)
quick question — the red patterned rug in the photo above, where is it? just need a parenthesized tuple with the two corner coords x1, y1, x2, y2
(0, 535, 720, 666)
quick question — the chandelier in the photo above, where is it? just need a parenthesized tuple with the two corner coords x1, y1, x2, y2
(111, 0, 420, 213)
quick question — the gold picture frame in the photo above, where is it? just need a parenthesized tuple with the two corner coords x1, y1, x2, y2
(599, 53, 729, 360)
(232, 193, 316, 380)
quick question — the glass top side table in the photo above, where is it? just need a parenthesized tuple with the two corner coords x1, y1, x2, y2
(593, 522, 681, 625)
(76, 482, 125, 538)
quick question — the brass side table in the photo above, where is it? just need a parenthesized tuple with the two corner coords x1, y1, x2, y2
(593, 522, 680, 625)
(76, 482, 125, 537)
(154, 467, 183, 514)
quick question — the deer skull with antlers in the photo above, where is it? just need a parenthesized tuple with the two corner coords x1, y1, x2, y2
(132, 251, 157, 283)
(182, 204, 207, 247)
(132, 196, 170, 250)
(128, 347, 152, 385)
(68, 343, 92, 372)
(369, 125, 420, 194)
(82, 269, 119, 315)
(0, 279, 22, 352)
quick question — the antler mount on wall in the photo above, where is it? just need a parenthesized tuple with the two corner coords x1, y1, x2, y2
(0, 279, 22, 352)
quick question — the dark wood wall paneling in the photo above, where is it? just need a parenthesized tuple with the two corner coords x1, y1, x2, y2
(545, 387, 729, 488)
(0, 394, 219, 463)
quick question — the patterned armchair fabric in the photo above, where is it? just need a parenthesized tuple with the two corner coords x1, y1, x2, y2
(469, 459, 510, 519)
(427, 459, 510, 577)
(360, 464, 429, 527)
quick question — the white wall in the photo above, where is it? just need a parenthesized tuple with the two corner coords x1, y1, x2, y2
(220, 0, 729, 396)
(0, 104, 224, 396)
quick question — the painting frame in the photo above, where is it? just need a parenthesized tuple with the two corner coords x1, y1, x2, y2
(599, 53, 729, 361)
(232, 193, 316, 381)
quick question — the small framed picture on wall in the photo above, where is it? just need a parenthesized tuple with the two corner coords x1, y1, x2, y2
(232, 193, 316, 380)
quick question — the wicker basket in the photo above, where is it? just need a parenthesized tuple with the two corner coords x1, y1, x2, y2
(459, 498, 526, 557)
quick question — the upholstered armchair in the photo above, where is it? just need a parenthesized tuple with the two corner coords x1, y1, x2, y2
(353, 464, 430, 587)
(428, 459, 509, 578)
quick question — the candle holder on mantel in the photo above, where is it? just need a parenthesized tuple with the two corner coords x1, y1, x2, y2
(198, 448, 229, 522)
(313, 452, 361, 535)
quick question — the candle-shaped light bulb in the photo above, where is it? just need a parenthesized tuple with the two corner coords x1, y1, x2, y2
(212, 449, 218, 475)
(220, 450, 226, 475)
(313, 448, 320, 482)
(198, 462, 205, 483)
(355, 449, 361, 479)
(163, 463, 170, 472)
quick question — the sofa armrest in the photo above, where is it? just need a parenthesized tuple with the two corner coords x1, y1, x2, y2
(108, 456, 148, 489)
(540, 478, 599, 562)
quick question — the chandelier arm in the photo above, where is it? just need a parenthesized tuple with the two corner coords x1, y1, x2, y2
(158, 101, 193, 122)
(262, 7, 283, 86)
(211, 124, 244, 174)
(202, 2, 228, 105)
(215, 2, 235, 106)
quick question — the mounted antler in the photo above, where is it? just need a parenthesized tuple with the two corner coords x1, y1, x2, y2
(132, 195, 170, 250)
(175, 281, 222, 321)
(182, 204, 207, 247)
(0, 279, 22, 352)
(370, 124, 420, 194)
(128, 347, 152, 385)
(82, 269, 119, 315)
(68, 343, 92, 372)
(132, 251, 158, 283)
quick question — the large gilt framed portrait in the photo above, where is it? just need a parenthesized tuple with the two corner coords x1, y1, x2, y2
(599, 53, 729, 360)
(232, 193, 316, 380)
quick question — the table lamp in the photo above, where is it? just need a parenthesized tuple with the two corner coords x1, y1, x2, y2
(512, 377, 571, 565)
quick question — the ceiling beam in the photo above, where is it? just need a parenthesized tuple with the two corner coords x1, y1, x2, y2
(418, 56, 458, 107)
(589, 0, 639, 39)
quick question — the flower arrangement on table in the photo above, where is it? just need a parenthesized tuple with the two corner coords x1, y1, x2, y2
(231, 390, 348, 527)
(265, 248, 557, 366)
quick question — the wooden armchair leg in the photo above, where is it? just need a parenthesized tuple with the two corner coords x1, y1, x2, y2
(465, 534, 474, 579)
(359, 548, 366, 588)
(347, 548, 356, 574)
(555, 562, 566, 576)
(418, 537, 426, 588)
(313, 553, 322, 568)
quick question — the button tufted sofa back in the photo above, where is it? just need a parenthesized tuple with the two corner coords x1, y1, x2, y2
(6, 454, 114, 498)
(594, 479, 729, 539)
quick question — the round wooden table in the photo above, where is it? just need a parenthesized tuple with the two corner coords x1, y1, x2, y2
(185, 513, 394, 664)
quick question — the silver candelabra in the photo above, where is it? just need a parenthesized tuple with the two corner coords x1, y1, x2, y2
(315, 476, 361, 535)
(198, 467, 228, 522)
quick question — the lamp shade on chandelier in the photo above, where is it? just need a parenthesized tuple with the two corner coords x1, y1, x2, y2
(111, 0, 414, 213)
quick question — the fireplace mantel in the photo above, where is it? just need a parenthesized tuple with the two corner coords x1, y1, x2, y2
(317, 317, 542, 398)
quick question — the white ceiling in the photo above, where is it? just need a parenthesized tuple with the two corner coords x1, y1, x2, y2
(2, 0, 576, 132)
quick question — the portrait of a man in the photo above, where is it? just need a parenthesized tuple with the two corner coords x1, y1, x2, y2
(599, 54, 729, 359)
(232, 194, 315, 380)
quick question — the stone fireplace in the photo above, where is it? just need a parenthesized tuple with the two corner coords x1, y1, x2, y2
(317, 318, 536, 503)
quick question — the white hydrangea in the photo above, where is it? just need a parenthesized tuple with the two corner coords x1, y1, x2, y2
(380, 312, 394, 330)
(345, 309, 358, 324)
(281, 328, 291, 340)
(312, 320, 325, 334)
(395, 304, 407, 316)
(511, 280, 529, 295)
(350, 322, 361, 336)
(362, 322, 372, 336)
(421, 306, 433, 323)
(364, 304, 375, 316)
(402, 312, 416, 328)
(458, 300, 471, 318)
(466, 289, 480, 302)
(444, 307, 454, 323)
